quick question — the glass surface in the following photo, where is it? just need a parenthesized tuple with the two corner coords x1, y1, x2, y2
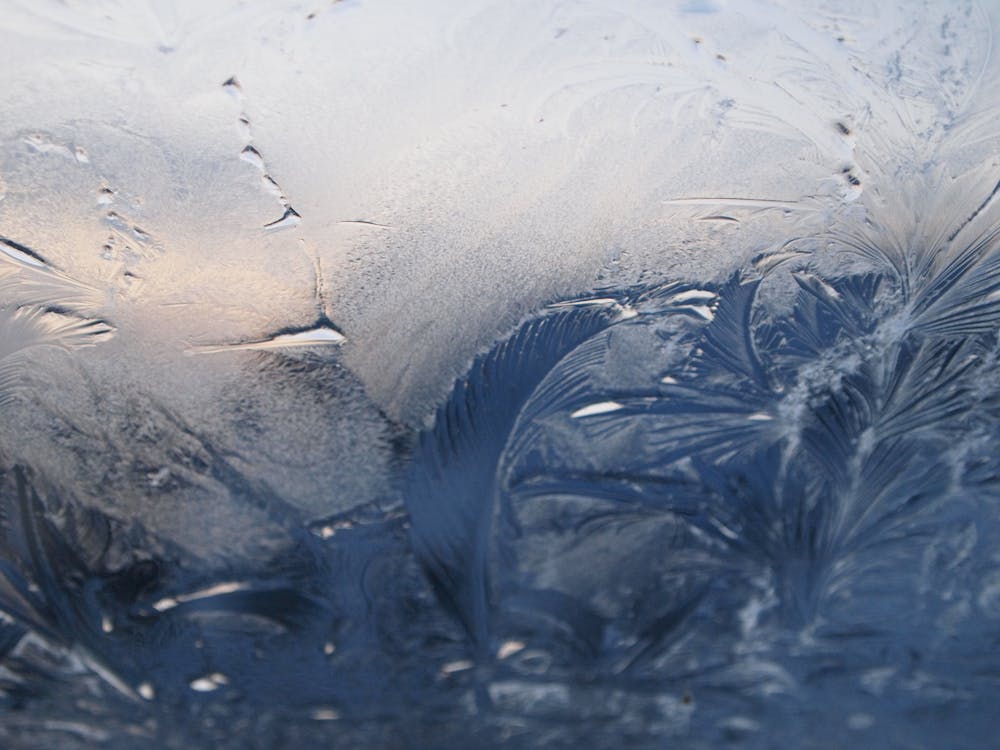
(1, 1, 999, 747)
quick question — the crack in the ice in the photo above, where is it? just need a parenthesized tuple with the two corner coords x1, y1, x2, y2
(223, 76, 301, 232)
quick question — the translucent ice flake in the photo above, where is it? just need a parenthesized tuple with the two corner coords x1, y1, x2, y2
(0, 236, 108, 315)
(0, 236, 47, 268)
(569, 401, 624, 419)
(0, 308, 114, 403)
(187, 321, 346, 354)
(151, 582, 252, 612)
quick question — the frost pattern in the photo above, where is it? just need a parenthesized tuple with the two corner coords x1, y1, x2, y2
(406, 180, 1000, 747)
(2, 0, 1000, 748)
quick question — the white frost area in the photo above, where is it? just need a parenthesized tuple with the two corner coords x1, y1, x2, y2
(0, 0, 999, 552)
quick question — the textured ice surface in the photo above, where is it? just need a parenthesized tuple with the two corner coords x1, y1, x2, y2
(2, 0, 1000, 747)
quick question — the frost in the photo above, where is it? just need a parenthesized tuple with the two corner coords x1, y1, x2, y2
(3, 0, 1000, 748)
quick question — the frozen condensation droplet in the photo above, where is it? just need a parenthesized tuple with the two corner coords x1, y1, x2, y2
(190, 673, 229, 692)
(310, 708, 340, 721)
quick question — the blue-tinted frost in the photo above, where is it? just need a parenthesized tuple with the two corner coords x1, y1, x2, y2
(404, 213, 1000, 746)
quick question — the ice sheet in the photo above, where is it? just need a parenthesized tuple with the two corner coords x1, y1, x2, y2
(2, 1, 1000, 747)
